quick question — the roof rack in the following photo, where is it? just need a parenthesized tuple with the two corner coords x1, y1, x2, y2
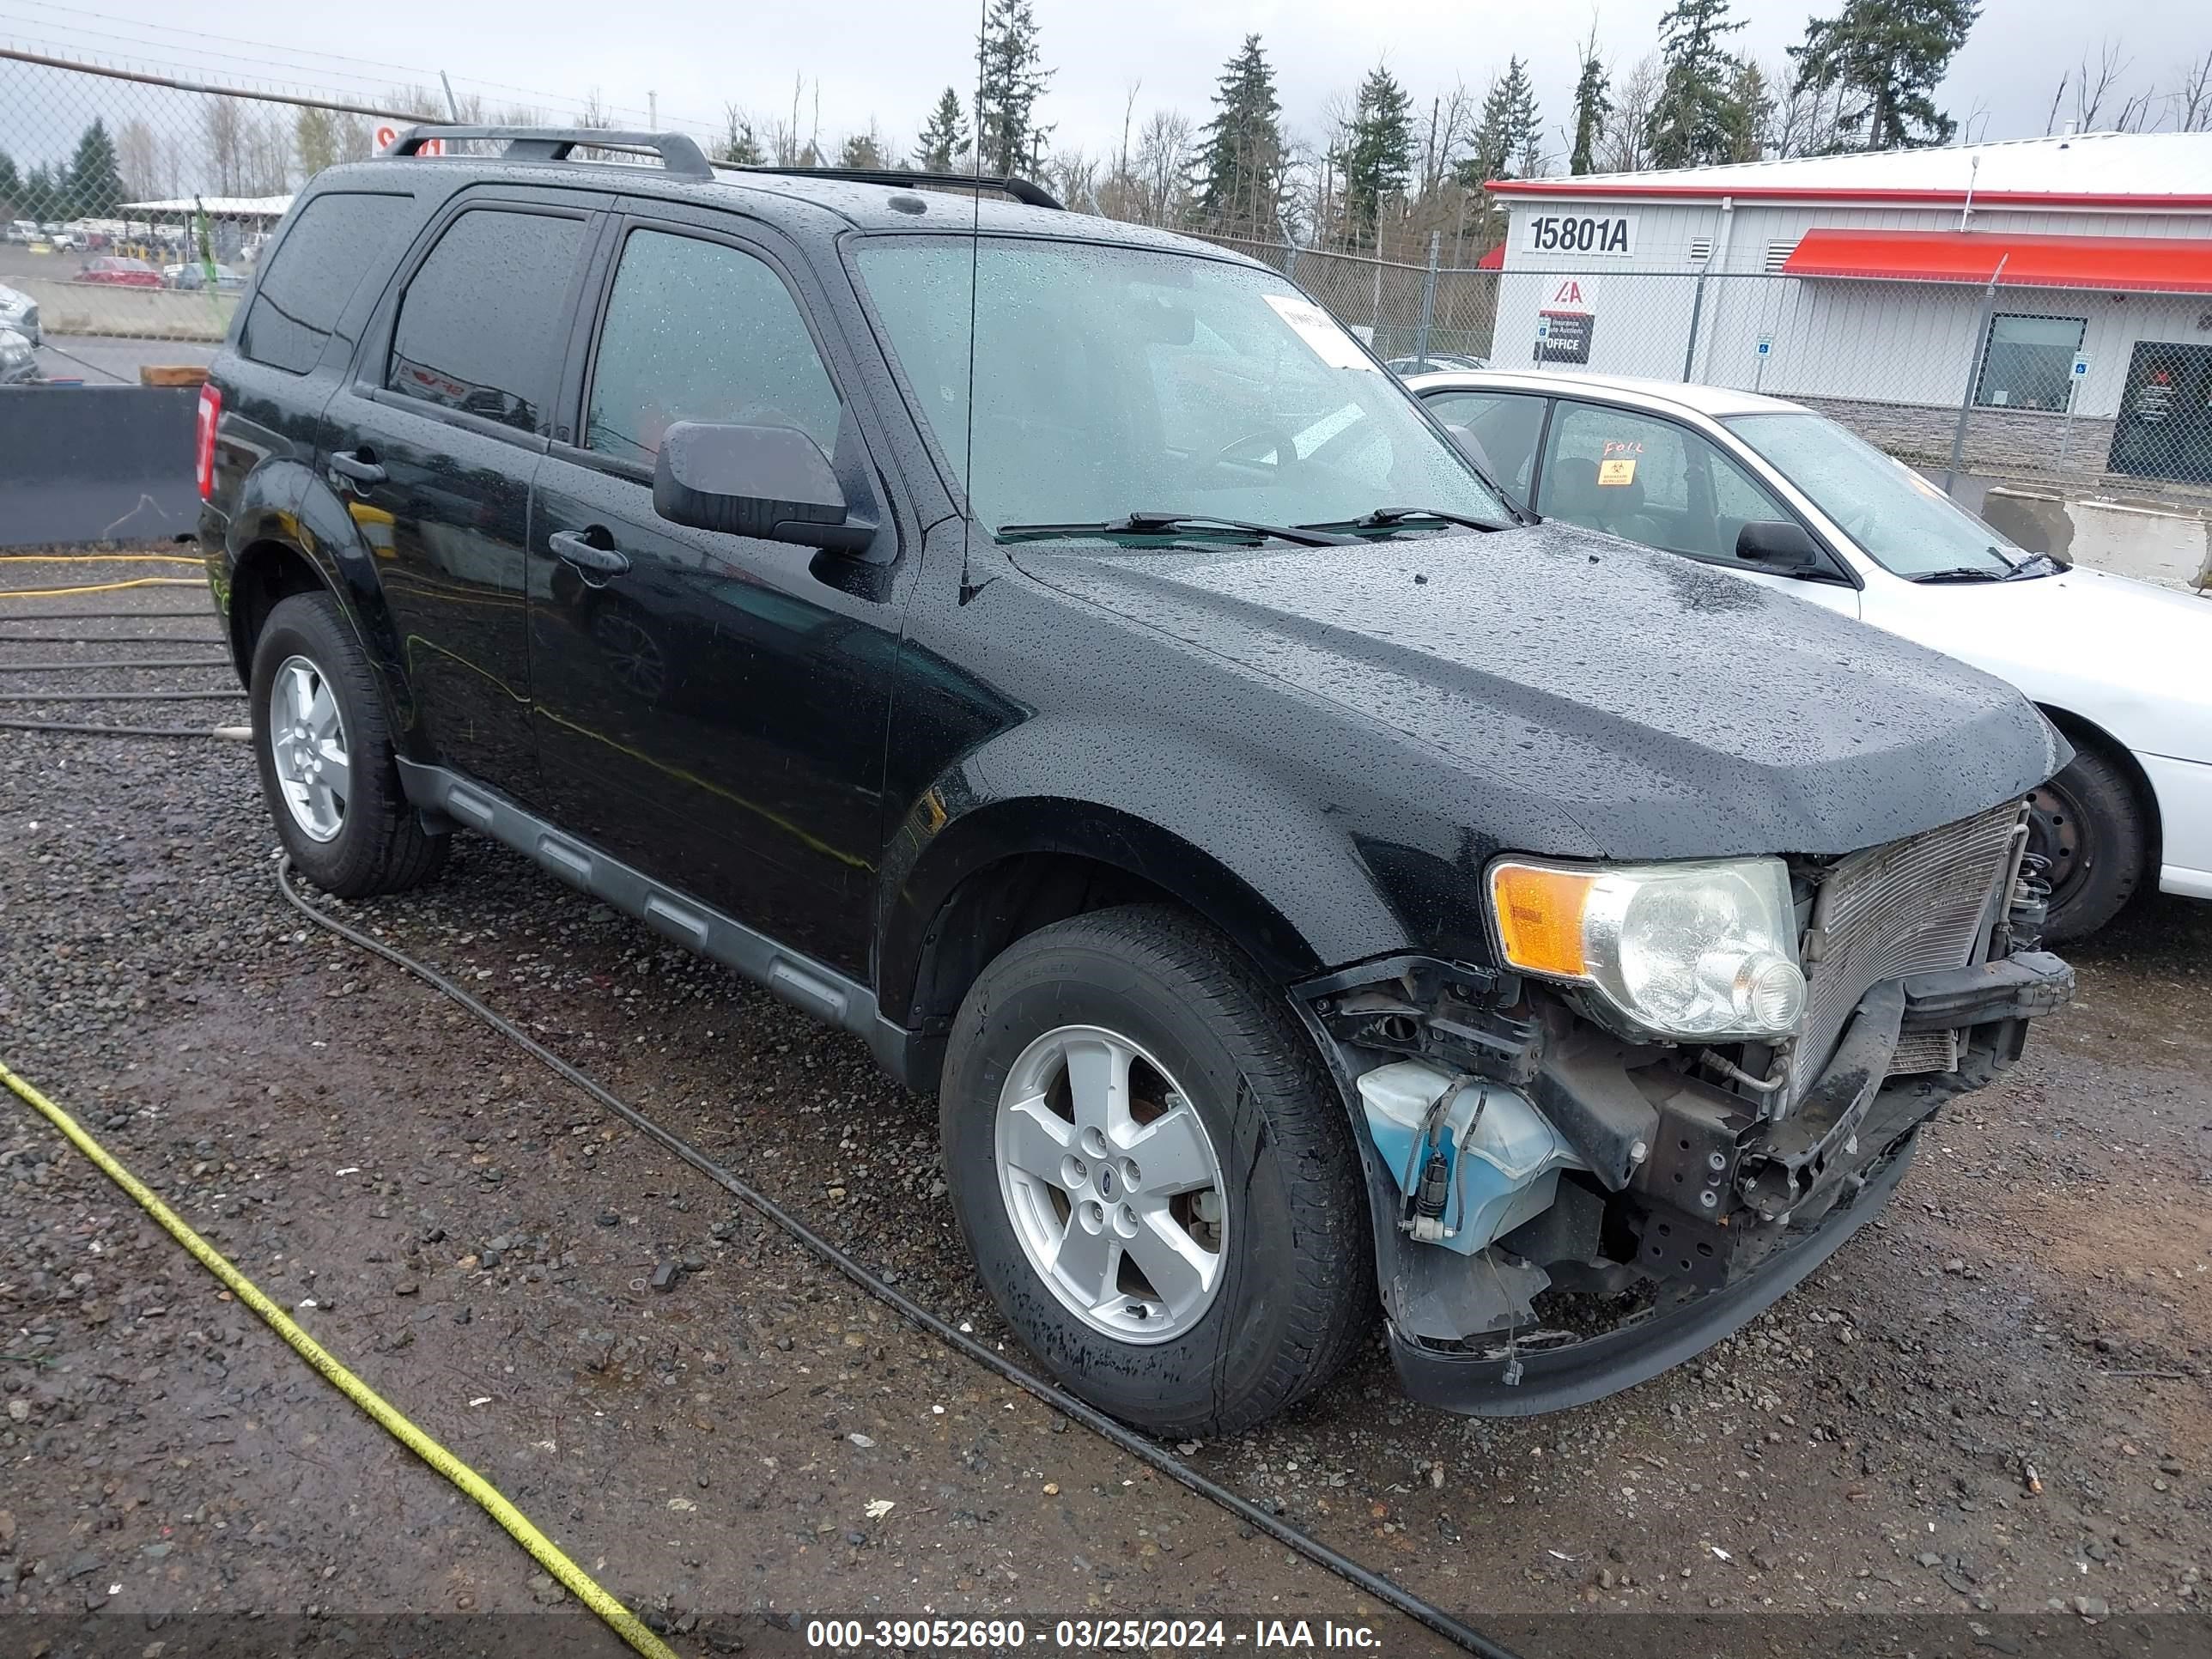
(723, 165, 1064, 210)
(382, 125, 714, 180)
(377, 128, 1066, 211)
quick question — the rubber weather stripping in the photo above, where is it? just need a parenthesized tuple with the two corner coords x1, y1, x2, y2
(274, 857, 1525, 1659)
(0, 1059, 680, 1659)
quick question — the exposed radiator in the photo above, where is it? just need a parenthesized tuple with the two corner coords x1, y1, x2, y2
(1787, 800, 2024, 1106)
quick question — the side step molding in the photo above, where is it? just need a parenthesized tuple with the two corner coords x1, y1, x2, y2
(396, 760, 938, 1087)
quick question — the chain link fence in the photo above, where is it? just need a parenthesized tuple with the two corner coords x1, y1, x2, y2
(6, 46, 2209, 514)
(0, 48, 449, 365)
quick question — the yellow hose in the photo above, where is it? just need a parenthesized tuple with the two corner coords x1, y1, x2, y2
(0, 1059, 679, 1659)
(0, 577, 205, 599)
(0, 553, 204, 564)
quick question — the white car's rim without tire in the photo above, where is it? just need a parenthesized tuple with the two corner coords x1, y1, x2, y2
(268, 653, 350, 843)
(994, 1024, 1228, 1345)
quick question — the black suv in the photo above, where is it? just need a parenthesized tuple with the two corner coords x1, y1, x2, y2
(198, 127, 2074, 1435)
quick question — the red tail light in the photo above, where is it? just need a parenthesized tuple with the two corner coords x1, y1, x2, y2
(194, 381, 222, 501)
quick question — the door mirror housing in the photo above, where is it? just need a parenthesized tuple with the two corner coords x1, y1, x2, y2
(653, 422, 872, 552)
(1735, 519, 1823, 574)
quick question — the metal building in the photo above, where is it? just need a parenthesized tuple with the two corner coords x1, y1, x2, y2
(1484, 133, 2212, 485)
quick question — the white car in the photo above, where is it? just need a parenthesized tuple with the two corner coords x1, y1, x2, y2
(0, 283, 38, 346)
(1408, 368, 2210, 940)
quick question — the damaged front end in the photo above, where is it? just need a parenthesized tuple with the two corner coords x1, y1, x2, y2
(1299, 798, 2075, 1417)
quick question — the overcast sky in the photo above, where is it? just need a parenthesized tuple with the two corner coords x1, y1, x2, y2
(3, 0, 2207, 167)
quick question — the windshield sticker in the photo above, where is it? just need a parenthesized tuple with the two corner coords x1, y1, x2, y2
(1263, 294, 1378, 373)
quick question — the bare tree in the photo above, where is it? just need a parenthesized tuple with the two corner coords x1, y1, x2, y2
(1133, 106, 1193, 227)
(1771, 59, 1842, 157)
(1043, 145, 1100, 213)
(2073, 40, 2130, 130)
(2167, 50, 2212, 131)
(203, 97, 245, 195)
(2042, 72, 2069, 136)
(1597, 52, 1660, 173)
(116, 119, 160, 200)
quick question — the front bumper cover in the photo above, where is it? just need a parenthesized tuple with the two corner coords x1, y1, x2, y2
(1386, 950, 2074, 1418)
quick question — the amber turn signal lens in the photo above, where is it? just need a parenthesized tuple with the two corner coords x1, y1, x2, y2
(1489, 862, 1593, 978)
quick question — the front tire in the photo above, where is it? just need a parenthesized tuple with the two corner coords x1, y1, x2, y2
(2032, 744, 2146, 942)
(940, 905, 1374, 1437)
(249, 590, 447, 899)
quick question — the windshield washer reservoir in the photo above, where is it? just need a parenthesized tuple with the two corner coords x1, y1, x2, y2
(1358, 1060, 1583, 1256)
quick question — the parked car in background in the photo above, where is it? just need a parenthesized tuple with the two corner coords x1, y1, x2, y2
(5, 219, 39, 244)
(1407, 368, 2212, 939)
(0, 325, 38, 385)
(0, 283, 40, 346)
(73, 255, 163, 289)
(1385, 352, 1486, 376)
(163, 262, 249, 291)
(198, 128, 2074, 1436)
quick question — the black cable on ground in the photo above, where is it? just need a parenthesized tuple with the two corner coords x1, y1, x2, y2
(0, 632, 224, 645)
(0, 689, 243, 702)
(0, 610, 215, 623)
(0, 719, 249, 739)
(275, 857, 1525, 1659)
(0, 659, 234, 672)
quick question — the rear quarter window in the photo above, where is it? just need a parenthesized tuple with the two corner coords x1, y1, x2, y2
(240, 191, 413, 375)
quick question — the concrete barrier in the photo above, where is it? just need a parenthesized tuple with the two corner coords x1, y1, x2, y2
(0, 384, 198, 547)
(1972, 481, 2212, 594)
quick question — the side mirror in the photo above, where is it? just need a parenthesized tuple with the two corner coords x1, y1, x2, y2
(1735, 519, 1823, 574)
(653, 422, 872, 553)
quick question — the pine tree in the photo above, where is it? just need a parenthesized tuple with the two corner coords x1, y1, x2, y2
(839, 130, 886, 170)
(1790, 0, 1980, 150)
(1492, 57, 1546, 178)
(1337, 64, 1414, 250)
(1569, 28, 1613, 174)
(295, 107, 339, 179)
(0, 151, 21, 217)
(914, 88, 969, 172)
(720, 106, 765, 167)
(68, 118, 125, 216)
(1647, 0, 1748, 168)
(1194, 34, 1287, 237)
(1720, 57, 1774, 161)
(975, 0, 1052, 177)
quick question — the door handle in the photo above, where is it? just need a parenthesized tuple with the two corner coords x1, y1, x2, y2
(328, 448, 386, 486)
(549, 528, 631, 578)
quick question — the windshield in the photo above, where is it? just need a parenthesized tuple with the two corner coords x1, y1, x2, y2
(854, 235, 1509, 536)
(1723, 410, 2038, 580)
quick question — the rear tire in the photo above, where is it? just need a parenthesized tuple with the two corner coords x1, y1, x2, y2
(249, 590, 447, 899)
(940, 904, 1374, 1437)
(2032, 744, 2146, 942)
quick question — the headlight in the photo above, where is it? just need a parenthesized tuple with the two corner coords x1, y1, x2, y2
(1487, 855, 1806, 1041)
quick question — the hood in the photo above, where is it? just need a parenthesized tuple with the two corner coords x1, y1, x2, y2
(1012, 521, 2065, 861)
(1865, 563, 2212, 765)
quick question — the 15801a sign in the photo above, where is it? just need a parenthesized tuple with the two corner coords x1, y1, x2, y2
(1520, 212, 1638, 257)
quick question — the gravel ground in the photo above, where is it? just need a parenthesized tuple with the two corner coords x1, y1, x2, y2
(3, 553, 2209, 1658)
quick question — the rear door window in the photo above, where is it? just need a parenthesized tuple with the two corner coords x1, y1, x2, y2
(386, 209, 586, 434)
(239, 191, 412, 374)
(1536, 400, 1792, 564)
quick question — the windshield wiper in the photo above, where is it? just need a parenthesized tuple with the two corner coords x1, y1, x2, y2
(1304, 505, 1510, 535)
(1906, 565, 2009, 584)
(996, 511, 1357, 548)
